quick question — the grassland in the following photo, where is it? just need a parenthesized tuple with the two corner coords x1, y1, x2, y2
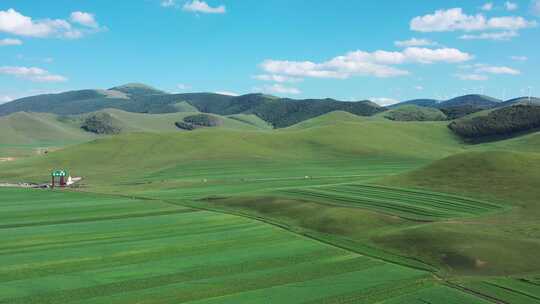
(1, 111, 540, 302)
(0, 187, 491, 304)
(0, 109, 270, 158)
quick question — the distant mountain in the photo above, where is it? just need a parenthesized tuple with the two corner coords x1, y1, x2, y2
(435, 95, 502, 120)
(387, 95, 504, 120)
(388, 99, 440, 109)
(498, 97, 540, 108)
(0, 84, 384, 128)
(436, 94, 501, 109)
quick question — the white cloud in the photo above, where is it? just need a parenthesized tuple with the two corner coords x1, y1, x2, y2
(0, 66, 67, 82)
(394, 38, 438, 47)
(532, 0, 540, 16)
(455, 74, 489, 81)
(410, 8, 536, 32)
(370, 97, 400, 106)
(0, 9, 103, 39)
(415, 85, 424, 91)
(481, 3, 494, 11)
(0, 95, 12, 104)
(476, 65, 520, 74)
(463, 63, 521, 74)
(510, 55, 528, 61)
(253, 74, 303, 83)
(70, 12, 98, 28)
(459, 30, 518, 40)
(402, 47, 473, 63)
(256, 84, 301, 95)
(215, 91, 239, 96)
(260, 47, 471, 80)
(505, 2, 518, 11)
(183, 1, 226, 14)
(0, 38, 22, 46)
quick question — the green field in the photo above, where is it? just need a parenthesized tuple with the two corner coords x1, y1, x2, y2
(1, 111, 540, 302)
(0, 188, 489, 304)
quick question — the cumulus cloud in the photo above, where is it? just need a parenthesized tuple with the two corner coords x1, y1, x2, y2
(0, 66, 67, 82)
(253, 74, 303, 83)
(475, 65, 520, 74)
(394, 38, 438, 47)
(259, 47, 472, 80)
(460, 30, 518, 40)
(183, 0, 226, 14)
(0, 8, 103, 39)
(510, 55, 528, 61)
(505, 2, 518, 11)
(415, 85, 424, 91)
(410, 8, 536, 32)
(455, 74, 489, 81)
(481, 3, 494, 11)
(0, 38, 22, 46)
(70, 12, 99, 28)
(455, 64, 520, 81)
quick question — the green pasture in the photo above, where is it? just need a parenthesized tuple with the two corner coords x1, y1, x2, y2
(2, 111, 540, 302)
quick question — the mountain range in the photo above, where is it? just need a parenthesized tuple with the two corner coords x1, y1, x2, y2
(0, 83, 537, 128)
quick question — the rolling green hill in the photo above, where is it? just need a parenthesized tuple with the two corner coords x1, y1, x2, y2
(389, 99, 440, 108)
(0, 116, 463, 185)
(498, 96, 540, 108)
(449, 104, 540, 141)
(2, 111, 540, 302)
(379, 105, 447, 121)
(0, 85, 384, 128)
(378, 150, 540, 276)
(0, 109, 271, 158)
(109, 82, 166, 96)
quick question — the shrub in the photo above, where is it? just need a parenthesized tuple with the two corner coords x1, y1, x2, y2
(81, 112, 121, 134)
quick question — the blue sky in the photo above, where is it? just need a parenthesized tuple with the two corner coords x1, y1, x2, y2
(0, 0, 539, 105)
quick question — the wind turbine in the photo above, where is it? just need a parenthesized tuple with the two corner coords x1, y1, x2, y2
(528, 86, 533, 102)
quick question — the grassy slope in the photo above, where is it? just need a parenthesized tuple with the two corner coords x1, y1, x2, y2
(377, 105, 447, 121)
(0, 112, 95, 158)
(80, 109, 272, 132)
(0, 109, 271, 158)
(0, 115, 463, 187)
(1, 188, 447, 304)
(2, 112, 539, 302)
(378, 150, 540, 278)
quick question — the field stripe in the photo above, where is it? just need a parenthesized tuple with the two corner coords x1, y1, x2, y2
(278, 183, 504, 221)
(0, 208, 197, 229)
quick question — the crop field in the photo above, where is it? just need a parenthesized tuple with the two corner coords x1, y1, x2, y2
(279, 184, 505, 221)
(0, 187, 494, 303)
